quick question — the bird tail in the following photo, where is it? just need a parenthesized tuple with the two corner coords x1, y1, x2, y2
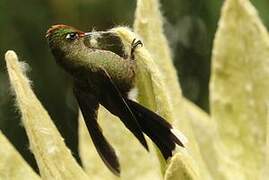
(126, 99, 185, 159)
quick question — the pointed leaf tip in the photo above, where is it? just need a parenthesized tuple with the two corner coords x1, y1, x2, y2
(5, 50, 89, 180)
(5, 50, 17, 60)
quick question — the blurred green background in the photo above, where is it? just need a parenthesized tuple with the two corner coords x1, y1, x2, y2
(0, 0, 268, 173)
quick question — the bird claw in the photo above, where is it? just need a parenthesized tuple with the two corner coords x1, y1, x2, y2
(130, 38, 143, 60)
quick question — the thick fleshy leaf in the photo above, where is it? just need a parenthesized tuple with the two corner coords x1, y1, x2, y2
(0, 131, 41, 180)
(184, 98, 221, 179)
(210, 0, 269, 179)
(164, 151, 199, 180)
(5, 50, 89, 180)
(111, 27, 202, 179)
(134, 0, 182, 98)
(113, 26, 175, 170)
(134, 0, 212, 179)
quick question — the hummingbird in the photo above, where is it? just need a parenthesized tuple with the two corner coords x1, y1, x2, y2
(46, 24, 184, 176)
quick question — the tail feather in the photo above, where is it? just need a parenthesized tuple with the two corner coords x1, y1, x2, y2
(127, 99, 184, 159)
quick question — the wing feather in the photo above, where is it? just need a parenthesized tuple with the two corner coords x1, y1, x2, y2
(74, 85, 120, 175)
(98, 68, 149, 151)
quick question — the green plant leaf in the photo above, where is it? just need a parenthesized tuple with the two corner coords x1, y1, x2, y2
(210, 0, 269, 179)
(0, 131, 41, 180)
(133, 0, 212, 179)
(134, 0, 182, 99)
(112, 27, 206, 179)
(5, 50, 89, 180)
(113, 26, 175, 171)
(164, 151, 199, 180)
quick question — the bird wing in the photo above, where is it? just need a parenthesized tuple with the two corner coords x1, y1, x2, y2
(74, 84, 120, 176)
(84, 31, 127, 59)
(98, 67, 149, 151)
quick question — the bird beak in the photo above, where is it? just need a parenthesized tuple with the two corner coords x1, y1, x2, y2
(83, 31, 107, 37)
(83, 32, 92, 37)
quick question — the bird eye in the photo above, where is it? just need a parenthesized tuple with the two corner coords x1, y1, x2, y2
(65, 32, 78, 41)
